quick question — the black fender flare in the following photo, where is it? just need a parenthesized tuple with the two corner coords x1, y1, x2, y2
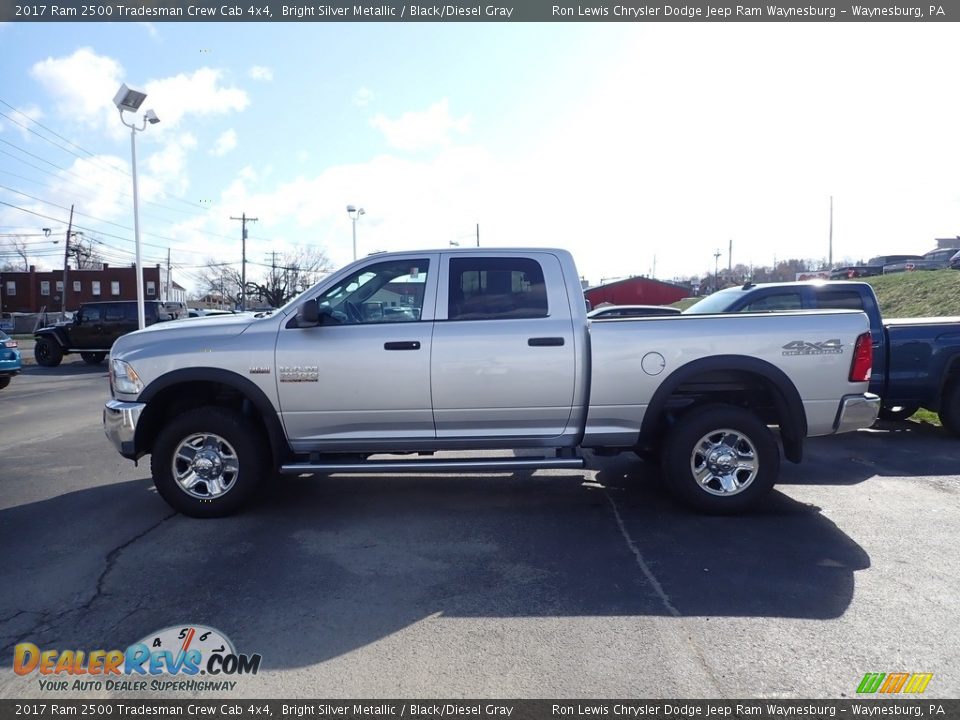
(136, 367, 289, 463)
(640, 354, 808, 463)
(34, 327, 68, 349)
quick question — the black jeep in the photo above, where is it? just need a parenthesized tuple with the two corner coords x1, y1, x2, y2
(33, 301, 182, 367)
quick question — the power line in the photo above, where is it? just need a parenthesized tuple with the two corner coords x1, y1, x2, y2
(0, 96, 215, 216)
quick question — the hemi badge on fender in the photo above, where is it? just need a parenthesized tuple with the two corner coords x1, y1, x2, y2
(249, 367, 271, 374)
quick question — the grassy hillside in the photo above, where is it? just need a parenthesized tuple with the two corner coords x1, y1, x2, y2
(862, 269, 960, 318)
(672, 269, 960, 318)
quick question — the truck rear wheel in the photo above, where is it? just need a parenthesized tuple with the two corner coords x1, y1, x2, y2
(81, 352, 106, 365)
(661, 404, 779, 514)
(938, 381, 960, 438)
(34, 337, 63, 367)
(151, 407, 267, 518)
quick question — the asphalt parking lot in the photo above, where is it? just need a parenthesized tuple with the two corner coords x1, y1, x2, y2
(1, 365, 958, 699)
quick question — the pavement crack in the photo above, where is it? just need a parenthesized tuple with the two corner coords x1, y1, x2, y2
(602, 487, 725, 696)
(0, 512, 176, 653)
(81, 512, 177, 611)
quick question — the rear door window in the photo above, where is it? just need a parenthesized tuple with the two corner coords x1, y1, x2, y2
(448, 257, 548, 320)
(816, 290, 865, 311)
(741, 292, 803, 312)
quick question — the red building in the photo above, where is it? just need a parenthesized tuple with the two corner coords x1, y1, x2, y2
(0, 264, 163, 314)
(584, 276, 689, 308)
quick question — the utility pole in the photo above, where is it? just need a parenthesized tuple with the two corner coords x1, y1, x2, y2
(828, 195, 834, 268)
(165, 247, 171, 301)
(476, 223, 480, 247)
(230, 212, 257, 311)
(62, 204, 74, 316)
(728, 238, 732, 272)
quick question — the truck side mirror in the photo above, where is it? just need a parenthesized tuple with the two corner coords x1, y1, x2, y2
(298, 298, 320, 327)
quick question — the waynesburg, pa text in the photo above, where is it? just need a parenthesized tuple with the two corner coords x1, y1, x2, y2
(550, 4, 937, 18)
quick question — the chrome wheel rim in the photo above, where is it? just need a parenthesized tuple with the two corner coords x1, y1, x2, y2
(690, 428, 759, 496)
(171, 433, 240, 500)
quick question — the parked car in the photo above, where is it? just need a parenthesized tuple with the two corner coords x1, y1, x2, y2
(105, 248, 878, 518)
(587, 304, 682, 319)
(33, 300, 180, 367)
(684, 280, 960, 430)
(187, 308, 236, 318)
(830, 255, 923, 279)
(0, 330, 22, 390)
(883, 248, 960, 274)
(950, 250, 960, 270)
(0, 312, 14, 333)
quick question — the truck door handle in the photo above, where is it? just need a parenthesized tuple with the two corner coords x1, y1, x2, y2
(528, 337, 565, 347)
(384, 341, 421, 351)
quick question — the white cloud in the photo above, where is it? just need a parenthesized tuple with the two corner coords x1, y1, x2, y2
(30, 48, 124, 133)
(143, 134, 198, 198)
(211, 129, 238, 156)
(370, 99, 471, 152)
(137, 22, 159, 38)
(30, 51, 249, 144)
(352, 87, 374, 107)
(144, 68, 249, 130)
(249, 66, 273, 81)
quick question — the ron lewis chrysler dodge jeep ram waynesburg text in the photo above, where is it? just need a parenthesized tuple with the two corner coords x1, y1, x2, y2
(104, 248, 880, 517)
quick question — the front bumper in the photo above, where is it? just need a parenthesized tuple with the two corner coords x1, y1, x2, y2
(833, 393, 881, 434)
(104, 399, 146, 459)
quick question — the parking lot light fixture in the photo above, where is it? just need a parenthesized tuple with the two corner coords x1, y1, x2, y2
(114, 84, 159, 330)
(347, 205, 365, 261)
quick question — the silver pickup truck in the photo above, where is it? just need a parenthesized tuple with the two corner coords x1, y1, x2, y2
(104, 248, 879, 517)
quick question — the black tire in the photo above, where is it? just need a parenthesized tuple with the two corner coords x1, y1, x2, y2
(0, 376, 10, 390)
(878, 404, 919, 422)
(81, 352, 107, 365)
(661, 404, 780, 514)
(151, 406, 268, 518)
(938, 380, 960, 438)
(34, 337, 63, 367)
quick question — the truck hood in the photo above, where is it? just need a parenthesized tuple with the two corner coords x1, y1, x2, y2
(111, 312, 266, 355)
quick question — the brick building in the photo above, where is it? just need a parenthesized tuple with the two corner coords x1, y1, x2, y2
(0, 264, 163, 314)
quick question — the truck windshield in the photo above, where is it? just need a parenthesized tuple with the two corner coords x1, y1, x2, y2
(682, 288, 743, 314)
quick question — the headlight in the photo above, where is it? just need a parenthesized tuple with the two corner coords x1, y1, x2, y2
(110, 359, 144, 395)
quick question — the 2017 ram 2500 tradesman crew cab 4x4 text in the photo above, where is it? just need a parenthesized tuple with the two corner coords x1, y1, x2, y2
(103, 249, 880, 517)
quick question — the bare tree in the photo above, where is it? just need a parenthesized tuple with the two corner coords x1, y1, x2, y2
(194, 263, 243, 308)
(69, 236, 105, 270)
(249, 247, 334, 307)
(0, 236, 31, 271)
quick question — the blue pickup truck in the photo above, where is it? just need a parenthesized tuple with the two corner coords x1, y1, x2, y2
(685, 280, 960, 434)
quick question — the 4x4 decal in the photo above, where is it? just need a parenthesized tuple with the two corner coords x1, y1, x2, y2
(782, 339, 844, 356)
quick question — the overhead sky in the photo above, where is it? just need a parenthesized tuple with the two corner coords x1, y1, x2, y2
(1, 21, 958, 292)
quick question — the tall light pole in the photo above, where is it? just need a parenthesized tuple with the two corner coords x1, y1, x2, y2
(713, 249, 722, 292)
(828, 195, 834, 269)
(346, 205, 365, 261)
(114, 83, 160, 330)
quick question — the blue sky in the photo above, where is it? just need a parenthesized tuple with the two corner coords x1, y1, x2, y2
(1, 21, 959, 293)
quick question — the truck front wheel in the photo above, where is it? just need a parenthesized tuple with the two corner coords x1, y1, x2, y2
(938, 381, 960, 438)
(151, 407, 267, 518)
(661, 404, 779, 514)
(34, 337, 63, 367)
